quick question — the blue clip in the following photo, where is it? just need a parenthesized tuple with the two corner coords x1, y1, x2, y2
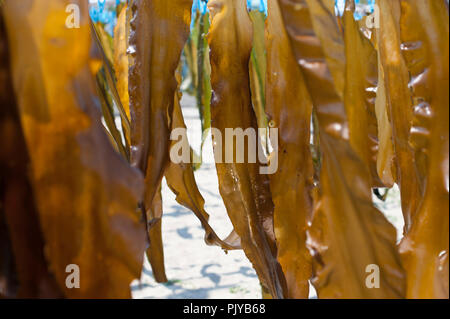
(247, 0, 267, 15)
(98, 0, 106, 13)
(199, 0, 208, 15)
(89, 6, 99, 22)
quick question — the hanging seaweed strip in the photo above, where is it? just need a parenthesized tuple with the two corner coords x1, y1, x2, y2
(145, 185, 168, 283)
(207, 0, 288, 299)
(1, 0, 147, 298)
(278, 0, 405, 298)
(196, 12, 213, 158)
(305, 0, 346, 100)
(128, 0, 193, 224)
(249, 9, 268, 135)
(343, 0, 382, 187)
(398, 0, 449, 299)
(377, 0, 423, 232)
(373, 36, 397, 188)
(114, 4, 131, 135)
(265, 0, 313, 299)
(91, 20, 131, 159)
(0, 14, 61, 298)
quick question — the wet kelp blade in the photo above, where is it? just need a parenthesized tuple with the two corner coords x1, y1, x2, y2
(112, 4, 132, 149)
(377, 0, 423, 232)
(114, 4, 131, 122)
(374, 37, 397, 188)
(343, 0, 382, 187)
(91, 19, 131, 156)
(0, 15, 61, 298)
(95, 67, 129, 159)
(2, 0, 146, 298)
(398, 0, 449, 299)
(128, 0, 193, 224)
(278, 0, 405, 298)
(146, 185, 168, 283)
(208, 0, 287, 299)
(304, 0, 346, 99)
(249, 9, 268, 133)
(265, 0, 313, 298)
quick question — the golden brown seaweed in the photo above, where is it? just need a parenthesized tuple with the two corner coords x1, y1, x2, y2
(265, 0, 313, 298)
(343, 0, 382, 186)
(374, 39, 397, 187)
(0, 14, 61, 298)
(207, 0, 287, 299)
(377, 0, 423, 232)
(2, 0, 146, 298)
(278, 0, 406, 298)
(249, 10, 268, 134)
(304, 0, 346, 99)
(114, 4, 131, 122)
(128, 0, 193, 223)
(145, 185, 168, 283)
(398, 0, 449, 299)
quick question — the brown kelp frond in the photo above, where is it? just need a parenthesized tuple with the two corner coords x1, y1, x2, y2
(377, 0, 423, 232)
(278, 0, 405, 298)
(208, 0, 287, 299)
(399, 0, 433, 189)
(128, 0, 193, 286)
(373, 35, 397, 187)
(114, 4, 131, 122)
(2, 0, 146, 298)
(398, 0, 449, 299)
(249, 9, 268, 134)
(128, 0, 193, 224)
(91, 19, 131, 153)
(145, 185, 168, 283)
(304, 0, 346, 99)
(95, 67, 129, 159)
(0, 14, 62, 298)
(343, 0, 382, 187)
(265, 0, 313, 298)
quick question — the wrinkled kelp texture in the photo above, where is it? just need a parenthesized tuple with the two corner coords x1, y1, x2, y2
(208, 0, 287, 299)
(377, 0, 423, 232)
(373, 34, 397, 188)
(278, 0, 405, 298)
(265, 0, 313, 299)
(117, 2, 239, 283)
(1, 0, 147, 298)
(128, 0, 193, 227)
(343, 0, 382, 187)
(397, 0, 449, 299)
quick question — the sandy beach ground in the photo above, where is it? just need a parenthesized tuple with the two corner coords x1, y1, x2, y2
(131, 94, 404, 299)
